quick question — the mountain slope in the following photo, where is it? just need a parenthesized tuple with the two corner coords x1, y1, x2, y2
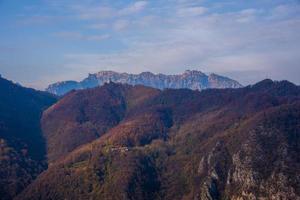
(46, 70, 242, 96)
(42, 83, 160, 163)
(0, 76, 57, 200)
(17, 80, 300, 200)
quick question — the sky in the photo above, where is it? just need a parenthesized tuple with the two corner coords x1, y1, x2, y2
(0, 0, 299, 89)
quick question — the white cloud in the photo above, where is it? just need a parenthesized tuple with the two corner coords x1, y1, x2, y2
(113, 19, 130, 31)
(54, 31, 82, 39)
(236, 9, 260, 23)
(85, 34, 110, 41)
(18, 15, 62, 25)
(119, 1, 148, 16)
(87, 23, 108, 30)
(269, 4, 300, 19)
(69, 1, 148, 21)
(177, 6, 207, 17)
(73, 5, 114, 20)
(54, 31, 110, 41)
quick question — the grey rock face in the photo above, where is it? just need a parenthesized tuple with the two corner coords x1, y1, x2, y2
(194, 124, 299, 200)
(46, 70, 242, 96)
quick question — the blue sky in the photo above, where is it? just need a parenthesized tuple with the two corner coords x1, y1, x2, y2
(0, 0, 299, 89)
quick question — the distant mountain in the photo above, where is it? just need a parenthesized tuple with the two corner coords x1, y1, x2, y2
(17, 79, 300, 200)
(0, 76, 57, 200)
(46, 70, 242, 96)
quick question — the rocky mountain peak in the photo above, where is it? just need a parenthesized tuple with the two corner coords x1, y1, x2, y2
(140, 71, 155, 77)
(46, 70, 243, 96)
(183, 70, 206, 76)
(95, 70, 121, 77)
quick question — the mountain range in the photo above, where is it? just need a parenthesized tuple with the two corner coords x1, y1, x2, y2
(0, 74, 299, 200)
(46, 70, 242, 96)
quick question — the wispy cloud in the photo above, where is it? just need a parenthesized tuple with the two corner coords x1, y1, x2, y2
(70, 1, 148, 20)
(177, 6, 207, 17)
(87, 23, 108, 30)
(235, 9, 260, 23)
(113, 19, 130, 31)
(73, 5, 113, 20)
(17, 15, 62, 25)
(54, 31, 110, 41)
(119, 1, 148, 16)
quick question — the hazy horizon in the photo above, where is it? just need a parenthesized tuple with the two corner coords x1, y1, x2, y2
(0, 0, 299, 89)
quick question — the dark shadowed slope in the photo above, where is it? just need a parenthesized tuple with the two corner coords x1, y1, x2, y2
(17, 80, 300, 200)
(0, 76, 57, 200)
